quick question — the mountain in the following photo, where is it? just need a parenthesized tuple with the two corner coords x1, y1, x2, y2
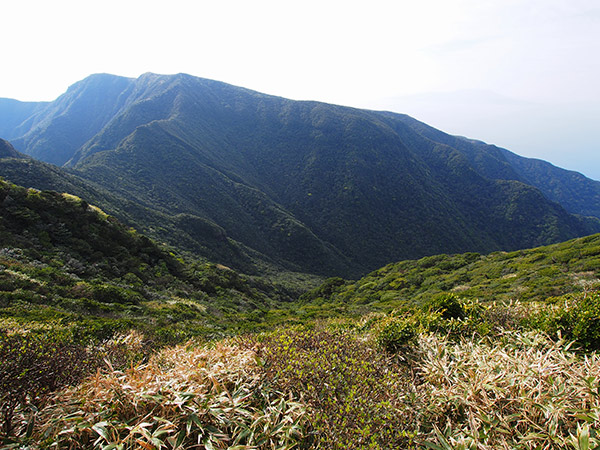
(499, 149, 600, 218)
(0, 140, 24, 159)
(0, 98, 48, 140)
(0, 177, 310, 342)
(0, 138, 306, 276)
(391, 115, 600, 219)
(2, 73, 600, 277)
(8, 74, 135, 166)
(368, 90, 600, 182)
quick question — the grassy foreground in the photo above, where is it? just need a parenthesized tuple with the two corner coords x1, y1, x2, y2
(3, 290, 600, 449)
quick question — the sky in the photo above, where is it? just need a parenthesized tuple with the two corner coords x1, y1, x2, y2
(1, 0, 599, 179)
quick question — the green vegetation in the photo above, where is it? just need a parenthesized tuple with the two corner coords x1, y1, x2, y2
(0, 154, 294, 276)
(4, 299, 600, 449)
(248, 315, 600, 449)
(300, 235, 600, 316)
(0, 178, 320, 346)
(500, 145, 600, 218)
(3, 73, 599, 278)
(1, 173, 600, 447)
(2, 74, 600, 449)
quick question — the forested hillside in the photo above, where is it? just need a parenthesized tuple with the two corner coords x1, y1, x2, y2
(0, 179, 321, 344)
(2, 73, 599, 277)
(301, 233, 600, 316)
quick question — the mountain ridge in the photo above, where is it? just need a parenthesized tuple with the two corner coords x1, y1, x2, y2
(390, 113, 600, 217)
(2, 73, 599, 277)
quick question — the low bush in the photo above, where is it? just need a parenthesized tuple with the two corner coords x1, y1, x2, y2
(530, 292, 600, 350)
(254, 326, 419, 449)
(422, 292, 466, 319)
(0, 328, 92, 439)
(376, 316, 417, 352)
(0, 327, 154, 443)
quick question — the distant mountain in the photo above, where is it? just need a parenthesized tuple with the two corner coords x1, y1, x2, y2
(368, 90, 600, 182)
(0, 98, 48, 140)
(2, 73, 599, 277)
(390, 115, 600, 219)
(499, 149, 600, 219)
(8, 74, 136, 166)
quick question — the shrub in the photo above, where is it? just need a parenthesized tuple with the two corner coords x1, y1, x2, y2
(376, 316, 417, 352)
(91, 283, 141, 305)
(532, 292, 600, 350)
(483, 300, 532, 331)
(254, 326, 418, 449)
(0, 329, 93, 439)
(422, 292, 466, 319)
(571, 292, 600, 350)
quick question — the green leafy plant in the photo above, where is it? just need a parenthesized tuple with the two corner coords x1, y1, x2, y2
(423, 293, 466, 319)
(530, 292, 600, 350)
(253, 325, 419, 449)
(375, 316, 417, 352)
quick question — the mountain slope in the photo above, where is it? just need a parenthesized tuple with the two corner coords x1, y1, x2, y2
(9, 74, 136, 166)
(0, 178, 313, 342)
(0, 140, 315, 276)
(392, 114, 600, 219)
(4, 73, 600, 276)
(0, 98, 48, 140)
(0, 140, 24, 159)
(499, 149, 600, 218)
(302, 233, 600, 314)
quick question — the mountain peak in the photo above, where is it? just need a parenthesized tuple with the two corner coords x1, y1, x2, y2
(65, 73, 133, 94)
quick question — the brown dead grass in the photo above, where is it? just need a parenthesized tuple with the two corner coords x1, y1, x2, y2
(415, 331, 600, 449)
(37, 339, 305, 449)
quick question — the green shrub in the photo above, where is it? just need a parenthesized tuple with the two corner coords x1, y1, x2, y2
(423, 292, 465, 319)
(376, 317, 417, 352)
(529, 292, 600, 350)
(571, 293, 600, 350)
(91, 283, 141, 304)
(254, 326, 418, 449)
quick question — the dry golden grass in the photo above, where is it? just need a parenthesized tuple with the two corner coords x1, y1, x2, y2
(16, 325, 600, 449)
(415, 331, 600, 449)
(37, 339, 305, 449)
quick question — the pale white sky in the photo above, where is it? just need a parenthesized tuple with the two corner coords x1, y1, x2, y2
(2, 0, 599, 179)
